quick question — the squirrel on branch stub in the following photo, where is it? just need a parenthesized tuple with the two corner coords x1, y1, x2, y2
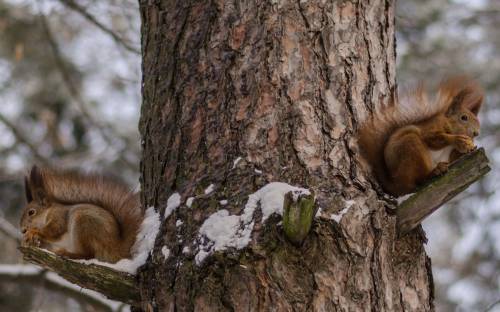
(358, 76, 484, 197)
(20, 165, 143, 263)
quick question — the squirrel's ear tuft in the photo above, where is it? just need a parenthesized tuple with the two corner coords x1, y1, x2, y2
(465, 91, 483, 116)
(442, 76, 484, 116)
(24, 175, 33, 203)
(29, 165, 49, 205)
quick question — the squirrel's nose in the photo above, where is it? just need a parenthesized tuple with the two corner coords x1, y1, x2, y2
(473, 130, 479, 137)
(21, 228, 27, 234)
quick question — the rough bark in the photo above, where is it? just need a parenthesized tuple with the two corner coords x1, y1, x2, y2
(138, 0, 434, 311)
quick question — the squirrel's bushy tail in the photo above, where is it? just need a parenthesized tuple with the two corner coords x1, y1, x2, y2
(32, 166, 143, 256)
(357, 76, 483, 195)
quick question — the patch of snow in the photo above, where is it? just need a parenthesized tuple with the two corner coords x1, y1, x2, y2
(186, 197, 194, 208)
(220, 200, 228, 205)
(165, 192, 181, 219)
(195, 182, 310, 265)
(78, 206, 161, 274)
(204, 184, 215, 195)
(254, 169, 262, 174)
(397, 193, 415, 204)
(161, 246, 170, 260)
(245, 182, 310, 222)
(197, 210, 252, 265)
(330, 199, 355, 223)
(176, 219, 183, 227)
(195, 250, 210, 264)
(315, 207, 322, 218)
(232, 157, 242, 169)
(182, 246, 190, 254)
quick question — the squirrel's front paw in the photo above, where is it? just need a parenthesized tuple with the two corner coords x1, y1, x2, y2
(22, 229, 41, 247)
(455, 135, 476, 153)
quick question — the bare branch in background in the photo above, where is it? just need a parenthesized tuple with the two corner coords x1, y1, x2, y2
(484, 298, 500, 312)
(37, 10, 138, 170)
(58, 0, 140, 55)
(0, 217, 21, 242)
(0, 264, 128, 311)
(0, 113, 49, 165)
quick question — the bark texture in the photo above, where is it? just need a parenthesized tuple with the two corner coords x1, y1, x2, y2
(138, 0, 433, 311)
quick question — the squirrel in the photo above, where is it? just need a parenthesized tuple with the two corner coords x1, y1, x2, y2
(358, 76, 484, 197)
(20, 165, 143, 263)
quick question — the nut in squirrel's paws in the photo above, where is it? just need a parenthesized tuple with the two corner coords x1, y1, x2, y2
(455, 135, 476, 154)
(22, 229, 41, 247)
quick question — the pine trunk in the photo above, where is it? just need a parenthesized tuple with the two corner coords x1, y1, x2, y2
(137, 0, 434, 311)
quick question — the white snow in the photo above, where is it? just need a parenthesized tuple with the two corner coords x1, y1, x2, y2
(254, 169, 262, 174)
(232, 157, 242, 169)
(245, 182, 311, 223)
(182, 246, 190, 254)
(165, 192, 181, 219)
(195, 250, 210, 264)
(198, 210, 252, 255)
(397, 193, 415, 204)
(315, 207, 322, 218)
(204, 184, 215, 195)
(195, 182, 310, 265)
(78, 206, 161, 274)
(330, 199, 356, 223)
(186, 197, 194, 208)
(220, 200, 228, 205)
(176, 219, 183, 227)
(161, 246, 170, 260)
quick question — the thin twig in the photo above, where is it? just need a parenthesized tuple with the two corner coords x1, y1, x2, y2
(0, 264, 126, 311)
(484, 298, 500, 312)
(0, 216, 22, 242)
(0, 113, 49, 165)
(37, 8, 137, 170)
(58, 0, 140, 55)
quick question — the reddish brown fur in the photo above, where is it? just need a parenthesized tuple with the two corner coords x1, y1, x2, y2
(20, 166, 143, 263)
(358, 76, 484, 196)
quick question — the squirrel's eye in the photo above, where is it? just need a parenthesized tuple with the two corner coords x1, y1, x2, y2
(28, 209, 36, 217)
(461, 115, 468, 121)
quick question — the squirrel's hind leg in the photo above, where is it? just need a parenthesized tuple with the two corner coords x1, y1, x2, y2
(70, 205, 124, 263)
(385, 128, 435, 195)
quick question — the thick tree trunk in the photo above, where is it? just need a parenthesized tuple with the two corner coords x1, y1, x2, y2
(138, 0, 433, 311)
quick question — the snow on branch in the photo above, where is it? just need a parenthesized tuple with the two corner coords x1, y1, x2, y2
(397, 148, 490, 235)
(18, 246, 140, 305)
(0, 264, 126, 311)
(16, 207, 161, 305)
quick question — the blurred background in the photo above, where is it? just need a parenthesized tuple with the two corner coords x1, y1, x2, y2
(0, 0, 497, 311)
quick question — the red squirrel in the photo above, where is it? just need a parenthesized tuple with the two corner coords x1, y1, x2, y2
(358, 76, 484, 196)
(20, 166, 143, 263)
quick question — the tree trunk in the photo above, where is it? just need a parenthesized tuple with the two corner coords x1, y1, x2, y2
(138, 0, 434, 311)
